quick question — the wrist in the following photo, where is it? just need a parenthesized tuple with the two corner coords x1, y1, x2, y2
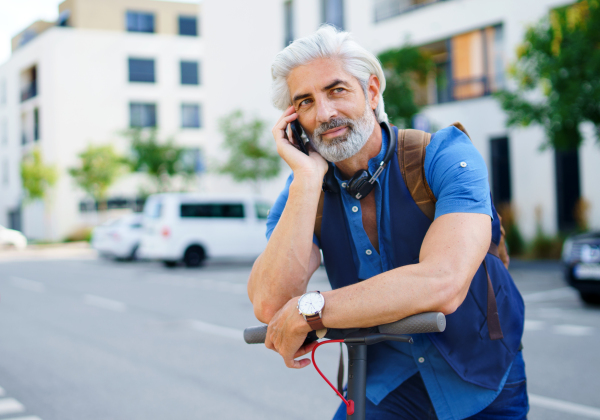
(291, 172, 322, 192)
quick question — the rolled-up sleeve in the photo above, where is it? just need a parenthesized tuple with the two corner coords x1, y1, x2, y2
(424, 126, 493, 220)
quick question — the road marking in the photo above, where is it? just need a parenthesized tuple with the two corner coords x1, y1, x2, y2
(187, 320, 242, 340)
(83, 295, 127, 312)
(0, 398, 25, 416)
(523, 287, 575, 303)
(552, 324, 594, 336)
(530, 394, 600, 418)
(10, 277, 45, 293)
(524, 320, 546, 331)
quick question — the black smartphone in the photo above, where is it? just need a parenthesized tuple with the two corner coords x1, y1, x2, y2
(290, 120, 309, 156)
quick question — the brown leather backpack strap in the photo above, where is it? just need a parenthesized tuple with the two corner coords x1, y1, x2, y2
(398, 129, 436, 221)
(483, 259, 504, 340)
(314, 190, 325, 242)
(450, 121, 471, 139)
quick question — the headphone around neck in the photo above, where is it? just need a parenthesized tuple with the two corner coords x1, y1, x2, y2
(322, 121, 397, 200)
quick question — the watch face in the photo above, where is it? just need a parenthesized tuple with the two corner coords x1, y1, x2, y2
(298, 292, 325, 316)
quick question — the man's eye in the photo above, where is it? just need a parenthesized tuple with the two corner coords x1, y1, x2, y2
(300, 99, 312, 106)
(332, 88, 344, 93)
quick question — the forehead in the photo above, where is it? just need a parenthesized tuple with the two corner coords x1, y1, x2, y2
(287, 58, 359, 97)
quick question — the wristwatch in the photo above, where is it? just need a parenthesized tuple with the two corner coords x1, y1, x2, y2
(297, 291, 325, 331)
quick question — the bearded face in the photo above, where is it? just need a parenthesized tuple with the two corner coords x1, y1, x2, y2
(309, 97, 376, 162)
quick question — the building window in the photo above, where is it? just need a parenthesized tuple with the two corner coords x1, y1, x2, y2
(128, 58, 155, 83)
(2, 158, 8, 186)
(181, 148, 205, 173)
(555, 149, 581, 231)
(284, 1, 294, 46)
(179, 16, 198, 36)
(181, 104, 201, 128)
(21, 113, 27, 145)
(417, 24, 504, 104)
(0, 78, 6, 105)
(322, 0, 344, 30)
(180, 61, 199, 85)
(490, 137, 511, 205)
(1, 119, 7, 146)
(374, 0, 443, 22)
(20, 65, 37, 102)
(34, 108, 40, 141)
(126, 11, 155, 33)
(130, 103, 157, 128)
(57, 9, 70, 27)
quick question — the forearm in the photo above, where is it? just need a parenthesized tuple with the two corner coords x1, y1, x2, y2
(248, 175, 322, 322)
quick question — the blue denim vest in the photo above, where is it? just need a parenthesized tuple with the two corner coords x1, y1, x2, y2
(319, 134, 525, 390)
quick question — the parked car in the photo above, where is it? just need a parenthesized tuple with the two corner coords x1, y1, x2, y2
(91, 213, 144, 260)
(138, 193, 271, 267)
(0, 225, 27, 250)
(562, 231, 600, 304)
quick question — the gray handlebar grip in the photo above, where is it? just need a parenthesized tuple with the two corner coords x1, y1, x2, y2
(378, 312, 446, 335)
(244, 325, 268, 344)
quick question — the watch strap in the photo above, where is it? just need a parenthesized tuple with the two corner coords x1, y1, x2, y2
(306, 314, 325, 331)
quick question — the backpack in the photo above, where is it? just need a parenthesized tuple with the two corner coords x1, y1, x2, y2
(314, 122, 510, 269)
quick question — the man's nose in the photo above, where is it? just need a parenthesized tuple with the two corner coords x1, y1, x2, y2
(315, 98, 337, 125)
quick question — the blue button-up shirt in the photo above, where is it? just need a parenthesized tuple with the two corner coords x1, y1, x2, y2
(267, 126, 511, 420)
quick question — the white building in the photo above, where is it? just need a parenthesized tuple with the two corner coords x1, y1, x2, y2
(202, 0, 600, 239)
(0, 0, 202, 241)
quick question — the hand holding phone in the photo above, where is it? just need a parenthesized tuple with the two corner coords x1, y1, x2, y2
(290, 120, 310, 156)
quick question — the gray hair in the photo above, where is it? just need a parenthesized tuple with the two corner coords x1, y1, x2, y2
(271, 25, 388, 123)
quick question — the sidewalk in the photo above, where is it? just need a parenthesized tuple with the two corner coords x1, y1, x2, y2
(0, 242, 97, 263)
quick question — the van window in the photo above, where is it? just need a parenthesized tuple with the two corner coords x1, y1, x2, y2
(180, 203, 244, 218)
(145, 200, 162, 218)
(255, 202, 271, 220)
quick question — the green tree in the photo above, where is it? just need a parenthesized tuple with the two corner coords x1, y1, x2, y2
(495, 0, 600, 150)
(69, 144, 129, 209)
(20, 148, 58, 202)
(218, 110, 281, 193)
(378, 45, 434, 128)
(125, 129, 196, 193)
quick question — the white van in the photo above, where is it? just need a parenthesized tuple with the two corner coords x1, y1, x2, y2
(138, 193, 271, 267)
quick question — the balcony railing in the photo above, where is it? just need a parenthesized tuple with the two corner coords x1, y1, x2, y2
(374, 0, 446, 22)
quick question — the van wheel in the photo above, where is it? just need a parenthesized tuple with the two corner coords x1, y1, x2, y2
(184, 246, 205, 267)
(163, 260, 178, 268)
(580, 292, 600, 305)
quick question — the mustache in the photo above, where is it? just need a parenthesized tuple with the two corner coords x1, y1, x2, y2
(313, 118, 355, 138)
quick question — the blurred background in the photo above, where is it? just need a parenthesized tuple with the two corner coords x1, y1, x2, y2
(0, 0, 599, 419)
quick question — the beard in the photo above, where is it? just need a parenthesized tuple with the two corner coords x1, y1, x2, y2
(309, 100, 376, 163)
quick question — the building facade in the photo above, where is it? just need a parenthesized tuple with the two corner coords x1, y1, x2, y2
(202, 0, 600, 239)
(0, 0, 202, 241)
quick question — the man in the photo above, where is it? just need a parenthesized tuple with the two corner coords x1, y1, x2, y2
(247, 26, 526, 420)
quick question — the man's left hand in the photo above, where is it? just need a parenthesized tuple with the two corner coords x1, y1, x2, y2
(265, 297, 317, 369)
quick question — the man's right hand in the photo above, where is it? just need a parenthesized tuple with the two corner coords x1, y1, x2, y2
(273, 106, 328, 183)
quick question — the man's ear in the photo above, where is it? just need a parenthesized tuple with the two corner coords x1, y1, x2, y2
(367, 74, 381, 111)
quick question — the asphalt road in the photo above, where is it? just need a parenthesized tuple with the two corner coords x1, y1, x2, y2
(0, 257, 598, 420)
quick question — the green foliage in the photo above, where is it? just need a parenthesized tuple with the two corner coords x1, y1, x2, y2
(64, 226, 93, 243)
(20, 148, 58, 202)
(505, 224, 526, 256)
(528, 225, 564, 260)
(69, 144, 129, 203)
(495, 0, 600, 150)
(378, 45, 435, 128)
(218, 110, 281, 192)
(125, 129, 196, 192)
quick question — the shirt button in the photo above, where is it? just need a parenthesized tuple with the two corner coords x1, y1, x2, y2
(352, 206, 358, 213)
(460, 162, 467, 168)
(341, 182, 347, 188)
(365, 249, 372, 256)
(418, 357, 425, 363)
